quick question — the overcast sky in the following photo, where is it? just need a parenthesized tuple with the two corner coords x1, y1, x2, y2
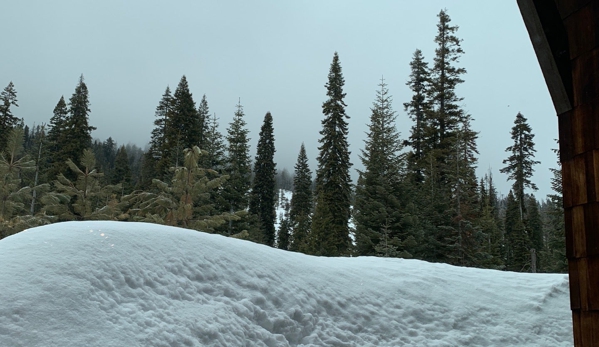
(3, 0, 557, 199)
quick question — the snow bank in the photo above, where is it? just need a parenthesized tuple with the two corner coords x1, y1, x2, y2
(0, 221, 572, 346)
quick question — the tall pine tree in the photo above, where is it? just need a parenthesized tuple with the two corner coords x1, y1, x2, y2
(354, 77, 406, 257)
(203, 113, 226, 173)
(169, 76, 200, 168)
(149, 86, 174, 179)
(64, 75, 95, 170)
(404, 49, 431, 184)
(197, 94, 210, 151)
(46, 96, 70, 180)
(249, 112, 277, 246)
(311, 52, 352, 256)
(220, 100, 252, 235)
(0, 82, 19, 150)
(427, 9, 466, 155)
(500, 112, 539, 221)
(290, 143, 313, 253)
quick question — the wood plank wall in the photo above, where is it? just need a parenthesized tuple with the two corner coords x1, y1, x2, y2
(554, 1, 599, 345)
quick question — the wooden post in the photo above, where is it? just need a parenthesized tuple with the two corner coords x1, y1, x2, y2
(518, 0, 599, 345)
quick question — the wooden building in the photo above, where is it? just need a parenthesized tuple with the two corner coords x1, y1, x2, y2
(518, 0, 599, 345)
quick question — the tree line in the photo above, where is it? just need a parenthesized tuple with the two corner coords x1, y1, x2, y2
(0, 9, 565, 273)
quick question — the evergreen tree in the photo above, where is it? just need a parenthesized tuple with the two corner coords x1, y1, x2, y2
(311, 52, 353, 256)
(65, 75, 96, 167)
(92, 137, 117, 182)
(422, 8, 469, 211)
(0, 128, 35, 227)
(0, 82, 20, 150)
(203, 113, 226, 172)
(46, 96, 70, 180)
(290, 143, 313, 253)
(24, 124, 48, 215)
(354, 77, 406, 257)
(541, 144, 566, 272)
(219, 100, 252, 236)
(249, 112, 277, 246)
(43, 149, 120, 221)
(150, 86, 174, 178)
(138, 152, 157, 191)
(404, 49, 431, 183)
(102, 137, 117, 179)
(525, 194, 543, 272)
(124, 144, 144, 189)
(198, 94, 210, 151)
(112, 145, 132, 195)
(504, 190, 530, 271)
(427, 9, 466, 154)
(477, 173, 503, 268)
(124, 146, 236, 232)
(500, 112, 540, 221)
(441, 117, 481, 266)
(416, 9, 476, 265)
(0, 128, 52, 238)
(169, 76, 200, 167)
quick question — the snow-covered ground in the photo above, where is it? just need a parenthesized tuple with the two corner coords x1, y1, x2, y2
(0, 221, 572, 347)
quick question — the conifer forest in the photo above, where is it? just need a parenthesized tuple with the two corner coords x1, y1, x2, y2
(0, 10, 565, 273)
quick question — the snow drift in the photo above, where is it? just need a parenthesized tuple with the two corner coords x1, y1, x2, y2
(0, 222, 572, 346)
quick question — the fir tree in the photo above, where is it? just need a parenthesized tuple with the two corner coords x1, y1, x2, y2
(102, 137, 117, 178)
(0, 82, 20, 150)
(354, 77, 406, 257)
(112, 145, 132, 195)
(311, 52, 353, 256)
(43, 149, 120, 221)
(423, 9, 469, 212)
(500, 112, 540, 221)
(417, 9, 475, 264)
(65, 75, 96, 167)
(290, 143, 313, 253)
(0, 128, 35, 223)
(0, 128, 52, 238)
(150, 86, 174, 178)
(442, 117, 481, 266)
(169, 76, 200, 167)
(46, 96, 70, 180)
(219, 100, 252, 236)
(124, 146, 236, 232)
(427, 9, 466, 153)
(249, 112, 277, 246)
(203, 113, 226, 173)
(138, 152, 157, 191)
(25, 124, 48, 215)
(525, 194, 543, 272)
(541, 143, 566, 272)
(404, 49, 431, 183)
(198, 94, 210, 151)
(477, 173, 503, 268)
(504, 190, 530, 271)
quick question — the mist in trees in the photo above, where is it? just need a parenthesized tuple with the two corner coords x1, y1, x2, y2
(0, 8, 566, 274)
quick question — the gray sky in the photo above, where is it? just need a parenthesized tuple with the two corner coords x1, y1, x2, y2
(3, 1, 557, 199)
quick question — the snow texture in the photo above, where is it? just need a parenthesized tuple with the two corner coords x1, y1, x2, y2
(0, 221, 572, 346)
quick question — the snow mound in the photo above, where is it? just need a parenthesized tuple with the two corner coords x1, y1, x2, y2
(0, 222, 572, 346)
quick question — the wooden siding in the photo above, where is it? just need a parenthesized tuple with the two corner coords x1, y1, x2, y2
(519, 0, 599, 345)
